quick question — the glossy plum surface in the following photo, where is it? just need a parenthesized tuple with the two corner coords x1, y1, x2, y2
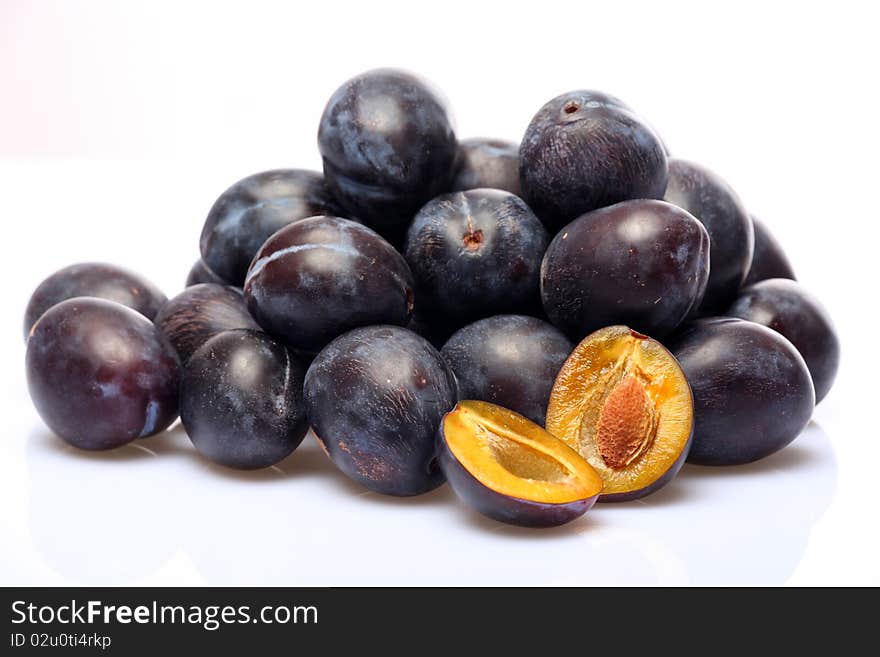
(199, 169, 341, 285)
(318, 69, 457, 235)
(156, 283, 261, 363)
(180, 330, 308, 469)
(520, 90, 668, 231)
(186, 259, 229, 287)
(541, 200, 710, 340)
(664, 160, 754, 313)
(26, 298, 181, 450)
(24, 262, 166, 341)
(743, 217, 796, 286)
(727, 279, 838, 403)
(304, 326, 458, 496)
(440, 315, 573, 426)
(451, 138, 521, 195)
(671, 318, 814, 465)
(244, 216, 414, 352)
(404, 189, 548, 326)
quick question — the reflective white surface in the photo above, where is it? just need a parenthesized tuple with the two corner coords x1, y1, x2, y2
(1, 0, 878, 586)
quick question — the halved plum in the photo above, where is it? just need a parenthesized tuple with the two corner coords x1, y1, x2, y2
(546, 325, 693, 501)
(439, 401, 603, 528)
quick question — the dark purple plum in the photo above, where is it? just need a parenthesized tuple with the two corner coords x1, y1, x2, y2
(743, 217, 796, 286)
(670, 318, 814, 465)
(727, 279, 838, 403)
(664, 160, 754, 313)
(541, 199, 710, 340)
(24, 262, 166, 341)
(304, 326, 458, 496)
(244, 216, 414, 353)
(318, 69, 457, 235)
(156, 284, 261, 363)
(440, 315, 573, 426)
(519, 90, 668, 231)
(186, 259, 229, 288)
(180, 330, 308, 470)
(26, 298, 181, 450)
(452, 138, 520, 195)
(404, 189, 548, 326)
(199, 169, 341, 285)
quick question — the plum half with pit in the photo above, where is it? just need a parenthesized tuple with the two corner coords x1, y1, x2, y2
(743, 217, 796, 286)
(199, 169, 341, 286)
(318, 69, 457, 236)
(24, 262, 166, 341)
(664, 159, 754, 313)
(440, 315, 573, 426)
(156, 283, 261, 363)
(519, 90, 668, 232)
(244, 216, 414, 353)
(546, 326, 694, 501)
(670, 318, 814, 465)
(180, 330, 308, 470)
(404, 189, 548, 327)
(304, 326, 458, 496)
(540, 199, 710, 340)
(26, 298, 181, 450)
(727, 279, 838, 403)
(439, 401, 603, 527)
(452, 138, 521, 195)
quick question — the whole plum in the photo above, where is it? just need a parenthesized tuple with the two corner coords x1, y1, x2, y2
(452, 138, 521, 195)
(743, 217, 796, 286)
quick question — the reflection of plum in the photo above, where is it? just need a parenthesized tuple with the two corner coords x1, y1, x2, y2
(25, 426, 189, 583)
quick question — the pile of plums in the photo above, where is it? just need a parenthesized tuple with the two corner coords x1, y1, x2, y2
(24, 69, 839, 528)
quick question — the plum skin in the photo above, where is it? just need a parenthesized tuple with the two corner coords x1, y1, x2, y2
(670, 318, 814, 465)
(438, 438, 597, 528)
(404, 189, 548, 326)
(318, 69, 457, 234)
(244, 216, 414, 353)
(155, 283, 261, 363)
(26, 298, 181, 450)
(24, 262, 166, 341)
(186, 259, 229, 288)
(744, 217, 796, 286)
(519, 90, 668, 232)
(541, 199, 710, 340)
(664, 159, 754, 313)
(727, 278, 839, 403)
(199, 169, 341, 286)
(180, 330, 308, 470)
(304, 326, 458, 496)
(440, 315, 573, 426)
(451, 138, 521, 195)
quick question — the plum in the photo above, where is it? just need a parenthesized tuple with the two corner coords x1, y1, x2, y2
(26, 298, 180, 450)
(155, 283, 261, 363)
(180, 330, 308, 469)
(519, 90, 667, 231)
(244, 216, 414, 353)
(404, 189, 548, 327)
(670, 318, 814, 465)
(727, 279, 838, 403)
(439, 401, 603, 527)
(540, 199, 710, 340)
(664, 159, 754, 313)
(451, 138, 521, 195)
(546, 326, 693, 501)
(24, 262, 166, 341)
(199, 169, 341, 285)
(304, 326, 458, 496)
(440, 315, 573, 426)
(186, 259, 229, 288)
(743, 217, 796, 286)
(318, 69, 457, 236)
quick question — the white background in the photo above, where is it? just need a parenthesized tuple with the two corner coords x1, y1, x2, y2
(1, 0, 877, 585)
